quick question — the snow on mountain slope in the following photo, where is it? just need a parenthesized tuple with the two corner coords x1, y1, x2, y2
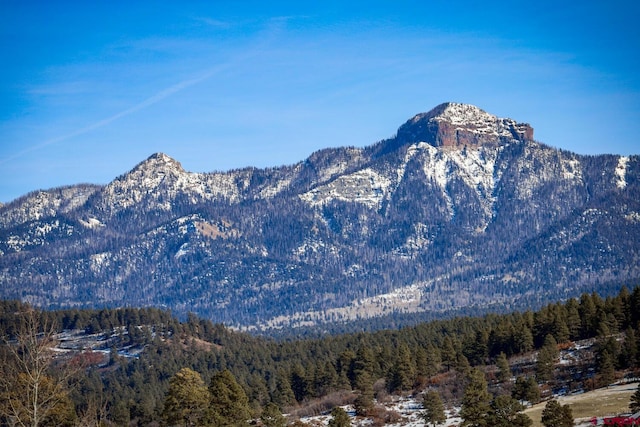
(95, 153, 245, 215)
(299, 168, 392, 208)
(0, 185, 100, 228)
(406, 142, 501, 226)
(616, 156, 629, 189)
(300, 140, 501, 223)
(1, 103, 638, 332)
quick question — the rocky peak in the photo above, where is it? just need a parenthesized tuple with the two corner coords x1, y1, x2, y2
(114, 152, 185, 187)
(133, 152, 184, 174)
(95, 153, 188, 213)
(396, 102, 534, 148)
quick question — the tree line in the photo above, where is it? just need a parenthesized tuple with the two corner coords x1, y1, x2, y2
(1, 285, 640, 425)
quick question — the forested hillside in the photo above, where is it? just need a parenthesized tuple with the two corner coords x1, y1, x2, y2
(1, 286, 640, 426)
(1, 103, 639, 331)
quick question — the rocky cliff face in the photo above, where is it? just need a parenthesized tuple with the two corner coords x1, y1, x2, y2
(0, 103, 638, 332)
(396, 102, 534, 147)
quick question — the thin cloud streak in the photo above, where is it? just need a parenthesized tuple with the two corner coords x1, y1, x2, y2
(0, 17, 288, 167)
(0, 56, 243, 166)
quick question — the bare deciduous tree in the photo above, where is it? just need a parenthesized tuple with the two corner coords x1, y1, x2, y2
(0, 309, 75, 427)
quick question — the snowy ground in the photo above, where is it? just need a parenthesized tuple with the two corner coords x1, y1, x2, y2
(297, 395, 462, 426)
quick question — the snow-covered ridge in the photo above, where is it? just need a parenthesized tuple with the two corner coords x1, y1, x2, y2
(0, 185, 100, 229)
(98, 153, 243, 213)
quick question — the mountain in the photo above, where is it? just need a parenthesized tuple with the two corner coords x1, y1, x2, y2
(1, 102, 638, 332)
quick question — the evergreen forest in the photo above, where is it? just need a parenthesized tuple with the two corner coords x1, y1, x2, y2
(2, 285, 640, 426)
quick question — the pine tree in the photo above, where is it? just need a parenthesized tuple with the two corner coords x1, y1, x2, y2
(488, 320, 513, 357)
(630, 383, 640, 413)
(565, 298, 582, 340)
(487, 395, 532, 427)
(536, 334, 558, 382)
(541, 399, 573, 427)
(353, 369, 374, 416)
(620, 328, 638, 369)
(272, 370, 295, 407)
(162, 368, 210, 427)
(352, 345, 376, 413)
(388, 343, 415, 392)
(422, 390, 446, 426)
(337, 350, 356, 389)
(415, 347, 429, 378)
(290, 364, 309, 402)
(513, 320, 534, 354)
(317, 360, 339, 395)
(597, 350, 615, 387)
(512, 376, 540, 404)
(353, 345, 376, 382)
(456, 353, 472, 376)
(551, 306, 570, 344)
(464, 330, 489, 366)
(631, 287, 640, 327)
(328, 406, 351, 427)
(579, 293, 598, 338)
(208, 369, 251, 427)
(496, 352, 511, 383)
(423, 344, 442, 377)
(260, 403, 286, 427)
(460, 369, 491, 427)
(441, 336, 457, 371)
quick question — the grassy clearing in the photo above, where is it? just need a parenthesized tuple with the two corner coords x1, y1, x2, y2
(524, 383, 638, 426)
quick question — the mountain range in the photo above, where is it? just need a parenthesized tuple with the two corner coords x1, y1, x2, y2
(1, 102, 638, 332)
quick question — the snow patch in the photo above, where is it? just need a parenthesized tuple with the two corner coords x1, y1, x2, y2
(175, 243, 189, 258)
(562, 158, 583, 181)
(80, 216, 104, 228)
(4, 219, 73, 251)
(256, 280, 436, 330)
(315, 148, 364, 183)
(625, 212, 640, 223)
(259, 176, 293, 198)
(299, 168, 392, 208)
(297, 397, 462, 427)
(294, 238, 326, 256)
(415, 144, 454, 215)
(615, 156, 629, 189)
(397, 222, 432, 255)
(447, 146, 499, 224)
(401, 142, 500, 224)
(90, 252, 110, 272)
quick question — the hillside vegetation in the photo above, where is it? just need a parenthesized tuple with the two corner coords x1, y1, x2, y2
(2, 104, 638, 331)
(1, 285, 640, 425)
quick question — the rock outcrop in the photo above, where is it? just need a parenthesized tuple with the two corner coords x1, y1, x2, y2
(396, 102, 534, 147)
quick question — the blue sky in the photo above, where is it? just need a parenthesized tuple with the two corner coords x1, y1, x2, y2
(1, 1, 639, 203)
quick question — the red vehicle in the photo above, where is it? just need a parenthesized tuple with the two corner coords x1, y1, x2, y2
(591, 413, 640, 426)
